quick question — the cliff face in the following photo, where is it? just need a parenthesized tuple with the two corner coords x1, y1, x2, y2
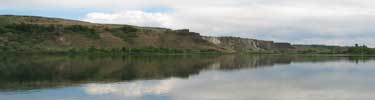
(203, 36, 295, 53)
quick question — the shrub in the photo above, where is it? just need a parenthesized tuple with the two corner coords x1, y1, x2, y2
(65, 25, 99, 38)
(346, 45, 375, 54)
(4, 23, 47, 33)
(120, 26, 138, 33)
(110, 26, 138, 42)
(0, 27, 6, 34)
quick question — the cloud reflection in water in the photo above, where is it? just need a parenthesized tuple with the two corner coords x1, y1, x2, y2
(82, 60, 375, 100)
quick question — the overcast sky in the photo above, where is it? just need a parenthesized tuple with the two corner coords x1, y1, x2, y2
(1, 0, 375, 46)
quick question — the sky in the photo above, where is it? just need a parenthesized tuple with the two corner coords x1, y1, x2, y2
(1, 0, 375, 46)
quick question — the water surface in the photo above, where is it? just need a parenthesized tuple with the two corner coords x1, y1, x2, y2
(0, 55, 374, 100)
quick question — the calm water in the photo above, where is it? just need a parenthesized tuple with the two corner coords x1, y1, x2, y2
(0, 55, 374, 100)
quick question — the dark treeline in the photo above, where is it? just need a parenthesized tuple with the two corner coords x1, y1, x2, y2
(66, 47, 222, 56)
(0, 23, 99, 37)
(0, 46, 221, 56)
(345, 44, 375, 55)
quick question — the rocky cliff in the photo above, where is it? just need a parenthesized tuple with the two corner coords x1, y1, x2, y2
(203, 36, 295, 53)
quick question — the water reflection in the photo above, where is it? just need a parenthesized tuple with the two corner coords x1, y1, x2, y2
(0, 55, 219, 90)
(0, 55, 375, 100)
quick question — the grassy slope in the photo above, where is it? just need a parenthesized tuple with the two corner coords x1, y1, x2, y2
(293, 45, 349, 54)
(0, 15, 224, 53)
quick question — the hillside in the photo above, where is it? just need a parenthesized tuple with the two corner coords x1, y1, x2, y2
(203, 36, 296, 53)
(0, 15, 224, 53)
(0, 15, 355, 54)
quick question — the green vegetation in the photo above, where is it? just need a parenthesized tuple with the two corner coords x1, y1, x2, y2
(108, 25, 138, 42)
(0, 23, 58, 52)
(0, 23, 101, 52)
(65, 25, 99, 38)
(0, 23, 218, 55)
(66, 47, 221, 56)
(345, 44, 375, 55)
(295, 45, 348, 54)
(293, 44, 375, 55)
(0, 23, 99, 38)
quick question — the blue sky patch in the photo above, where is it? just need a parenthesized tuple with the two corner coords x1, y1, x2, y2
(142, 6, 173, 13)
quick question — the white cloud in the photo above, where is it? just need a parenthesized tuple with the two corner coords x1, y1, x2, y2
(84, 78, 179, 97)
(83, 11, 176, 28)
(82, 61, 375, 100)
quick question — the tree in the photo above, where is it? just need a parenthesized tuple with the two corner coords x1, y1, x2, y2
(120, 26, 138, 33)
(65, 25, 99, 38)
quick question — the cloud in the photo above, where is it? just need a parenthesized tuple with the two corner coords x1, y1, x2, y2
(82, 60, 375, 100)
(83, 11, 176, 28)
(84, 78, 178, 97)
(2, 0, 375, 46)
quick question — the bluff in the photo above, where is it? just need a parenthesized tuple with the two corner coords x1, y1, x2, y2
(203, 36, 295, 53)
(0, 15, 346, 54)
